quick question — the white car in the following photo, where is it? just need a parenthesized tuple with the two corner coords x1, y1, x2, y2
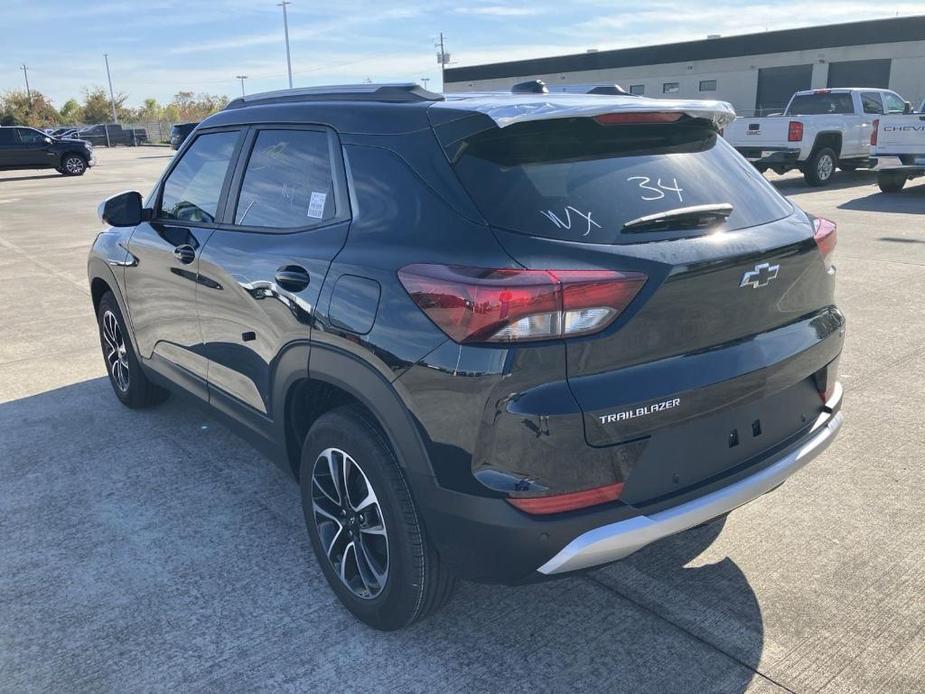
(871, 109, 925, 192)
(723, 88, 910, 186)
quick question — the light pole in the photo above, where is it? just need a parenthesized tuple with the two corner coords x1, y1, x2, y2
(421, 77, 430, 90)
(278, 1, 293, 89)
(435, 33, 449, 91)
(236, 75, 248, 97)
(20, 65, 32, 106)
(103, 54, 118, 147)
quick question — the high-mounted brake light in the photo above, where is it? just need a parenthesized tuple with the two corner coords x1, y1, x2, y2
(507, 482, 624, 515)
(871, 119, 879, 147)
(813, 217, 837, 268)
(788, 120, 804, 142)
(398, 264, 647, 344)
(594, 112, 683, 125)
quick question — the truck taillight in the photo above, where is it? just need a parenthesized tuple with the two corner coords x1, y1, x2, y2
(398, 264, 647, 344)
(871, 119, 879, 147)
(813, 217, 837, 268)
(788, 121, 803, 142)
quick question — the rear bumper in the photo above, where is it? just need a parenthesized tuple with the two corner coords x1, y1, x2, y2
(538, 382, 843, 574)
(734, 147, 800, 167)
(872, 155, 925, 174)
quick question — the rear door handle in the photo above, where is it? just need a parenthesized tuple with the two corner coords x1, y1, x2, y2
(173, 244, 196, 264)
(275, 265, 311, 292)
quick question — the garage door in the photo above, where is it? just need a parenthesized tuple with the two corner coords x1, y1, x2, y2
(755, 64, 813, 116)
(827, 59, 892, 89)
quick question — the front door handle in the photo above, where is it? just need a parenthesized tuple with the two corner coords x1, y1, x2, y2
(275, 265, 311, 292)
(173, 244, 196, 264)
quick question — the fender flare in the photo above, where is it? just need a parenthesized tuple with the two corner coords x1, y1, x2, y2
(87, 257, 142, 357)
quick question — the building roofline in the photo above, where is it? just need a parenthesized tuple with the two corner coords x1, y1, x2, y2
(445, 15, 925, 84)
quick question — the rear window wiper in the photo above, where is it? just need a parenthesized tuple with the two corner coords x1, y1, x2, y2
(622, 203, 734, 234)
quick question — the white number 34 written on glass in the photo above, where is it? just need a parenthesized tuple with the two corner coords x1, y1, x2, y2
(627, 176, 684, 203)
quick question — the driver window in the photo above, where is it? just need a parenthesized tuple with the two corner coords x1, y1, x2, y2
(17, 128, 46, 144)
(159, 131, 239, 224)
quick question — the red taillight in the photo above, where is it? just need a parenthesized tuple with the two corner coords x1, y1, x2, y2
(508, 482, 624, 515)
(594, 112, 683, 125)
(788, 120, 803, 142)
(871, 119, 879, 147)
(398, 264, 647, 344)
(813, 217, 837, 267)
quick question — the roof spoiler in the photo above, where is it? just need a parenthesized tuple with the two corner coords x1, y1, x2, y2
(225, 83, 444, 109)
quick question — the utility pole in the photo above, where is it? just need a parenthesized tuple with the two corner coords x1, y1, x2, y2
(103, 54, 117, 147)
(435, 33, 449, 92)
(278, 1, 293, 88)
(20, 65, 32, 106)
(236, 75, 248, 97)
(421, 77, 430, 90)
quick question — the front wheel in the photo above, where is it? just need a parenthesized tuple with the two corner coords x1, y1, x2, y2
(96, 292, 168, 408)
(60, 153, 88, 176)
(804, 148, 837, 187)
(877, 172, 907, 193)
(300, 406, 456, 630)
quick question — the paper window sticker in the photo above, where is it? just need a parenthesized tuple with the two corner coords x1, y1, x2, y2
(307, 191, 327, 219)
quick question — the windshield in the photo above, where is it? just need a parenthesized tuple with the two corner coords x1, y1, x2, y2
(447, 118, 793, 243)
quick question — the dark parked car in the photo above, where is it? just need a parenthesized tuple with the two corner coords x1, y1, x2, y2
(88, 84, 844, 630)
(77, 123, 145, 146)
(169, 121, 198, 149)
(0, 125, 95, 175)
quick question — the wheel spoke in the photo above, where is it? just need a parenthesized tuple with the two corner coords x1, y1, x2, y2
(357, 535, 388, 585)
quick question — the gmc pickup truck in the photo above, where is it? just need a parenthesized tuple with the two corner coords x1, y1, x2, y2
(724, 88, 912, 186)
(871, 110, 925, 192)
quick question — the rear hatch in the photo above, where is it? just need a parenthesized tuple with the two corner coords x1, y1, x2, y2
(435, 108, 842, 505)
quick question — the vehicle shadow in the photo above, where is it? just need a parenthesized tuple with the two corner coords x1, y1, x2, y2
(768, 170, 876, 195)
(0, 377, 763, 693)
(0, 173, 62, 183)
(838, 185, 925, 214)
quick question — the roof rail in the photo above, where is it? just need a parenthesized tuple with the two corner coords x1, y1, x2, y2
(225, 83, 444, 109)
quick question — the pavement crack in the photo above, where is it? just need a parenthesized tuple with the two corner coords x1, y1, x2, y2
(581, 573, 797, 693)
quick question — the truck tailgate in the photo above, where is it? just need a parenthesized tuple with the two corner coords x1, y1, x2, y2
(724, 117, 791, 148)
(876, 114, 925, 155)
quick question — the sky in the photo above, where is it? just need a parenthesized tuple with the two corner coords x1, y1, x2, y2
(1, 0, 922, 108)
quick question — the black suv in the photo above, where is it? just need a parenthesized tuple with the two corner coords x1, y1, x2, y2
(88, 84, 844, 630)
(170, 122, 198, 150)
(0, 126, 94, 175)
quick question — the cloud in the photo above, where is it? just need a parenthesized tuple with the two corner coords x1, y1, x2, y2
(455, 5, 544, 16)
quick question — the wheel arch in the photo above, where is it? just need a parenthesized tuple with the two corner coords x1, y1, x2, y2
(811, 131, 843, 158)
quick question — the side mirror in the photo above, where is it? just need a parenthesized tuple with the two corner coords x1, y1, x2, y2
(44, 136, 53, 144)
(98, 191, 146, 227)
(904, 101, 913, 114)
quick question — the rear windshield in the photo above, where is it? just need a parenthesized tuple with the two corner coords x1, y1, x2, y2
(787, 93, 854, 115)
(446, 118, 792, 243)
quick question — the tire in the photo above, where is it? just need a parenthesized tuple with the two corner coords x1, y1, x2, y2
(877, 172, 907, 193)
(804, 147, 837, 187)
(60, 153, 88, 176)
(300, 405, 456, 630)
(96, 292, 168, 408)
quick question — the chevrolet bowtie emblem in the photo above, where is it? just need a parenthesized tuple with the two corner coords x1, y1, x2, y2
(740, 262, 780, 288)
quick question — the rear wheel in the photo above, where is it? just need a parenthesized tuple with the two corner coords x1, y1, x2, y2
(300, 405, 456, 630)
(60, 153, 87, 176)
(877, 172, 907, 193)
(96, 292, 168, 408)
(804, 148, 837, 187)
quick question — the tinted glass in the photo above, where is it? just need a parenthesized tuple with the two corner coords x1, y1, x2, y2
(883, 92, 906, 113)
(0, 129, 14, 145)
(787, 93, 854, 115)
(159, 131, 238, 224)
(861, 93, 883, 114)
(449, 118, 793, 243)
(17, 128, 45, 144)
(234, 129, 334, 228)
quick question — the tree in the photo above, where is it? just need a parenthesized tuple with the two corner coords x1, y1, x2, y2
(59, 99, 82, 124)
(165, 91, 229, 122)
(0, 89, 60, 127)
(81, 86, 129, 124)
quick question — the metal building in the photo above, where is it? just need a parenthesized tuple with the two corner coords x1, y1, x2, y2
(444, 16, 925, 115)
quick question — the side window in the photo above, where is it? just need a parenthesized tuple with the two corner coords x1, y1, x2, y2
(17, 128, 45, 144)
(159, 131, 239, 224)
(883, 92, 906, 114)
(861, 92, 884, 115)
(233, 129, 335, 229)
(0, 129, 15, 145)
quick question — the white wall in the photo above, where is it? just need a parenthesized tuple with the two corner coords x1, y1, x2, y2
(447, 40, 925, 116)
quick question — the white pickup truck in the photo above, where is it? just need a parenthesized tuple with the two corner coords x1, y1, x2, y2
(724, 88, 912, 186)
(872, 108, 925, 192)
